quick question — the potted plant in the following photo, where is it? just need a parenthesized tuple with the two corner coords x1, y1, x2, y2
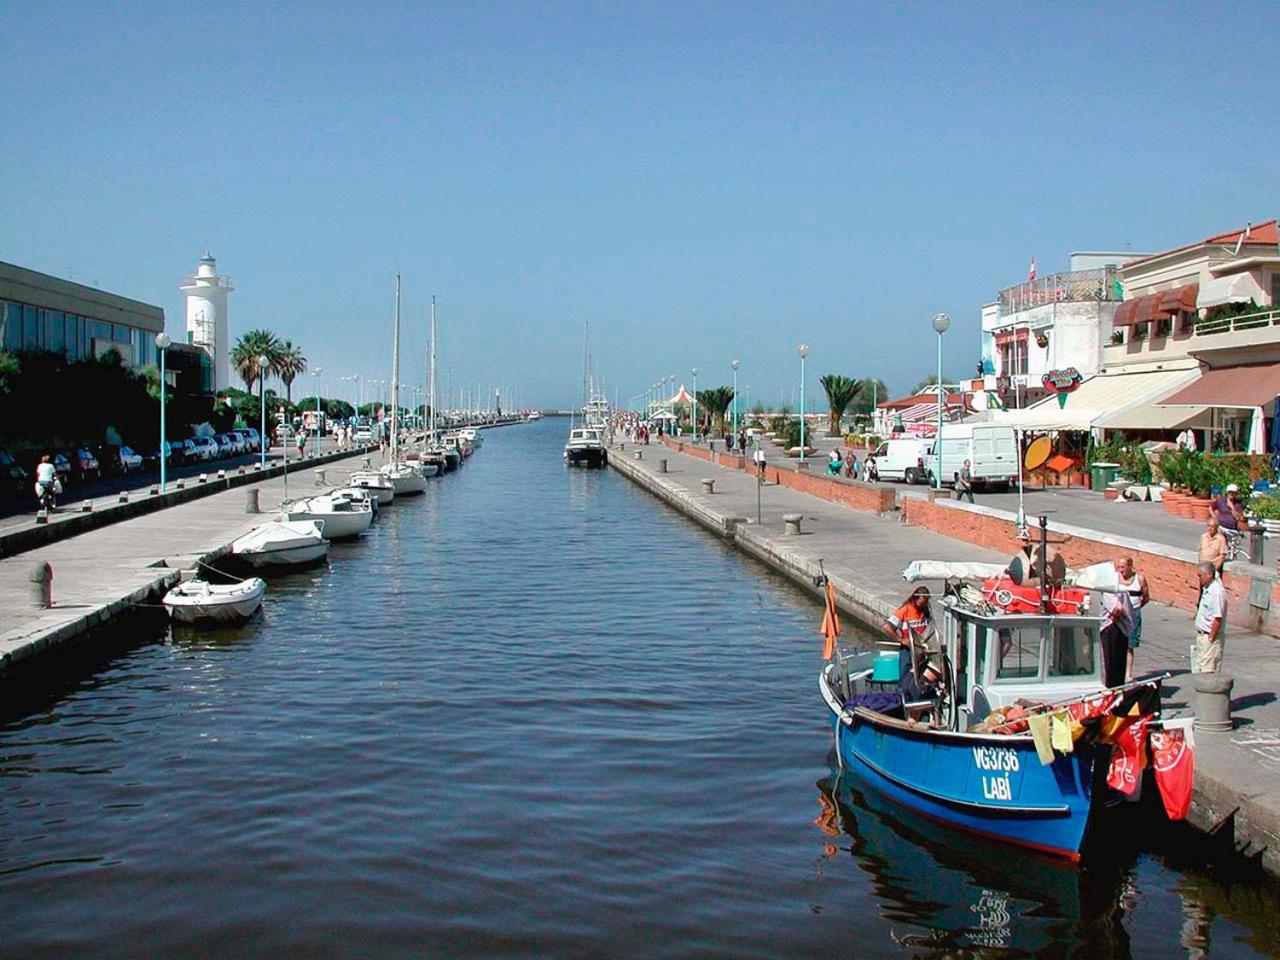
(1249, 493, 1280, 535)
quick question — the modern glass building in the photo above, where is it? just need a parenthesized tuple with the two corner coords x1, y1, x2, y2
(0, 259, 167, 371)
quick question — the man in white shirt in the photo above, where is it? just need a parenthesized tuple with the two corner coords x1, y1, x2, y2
(752, 441, 766, 479)
(1099, 571, 1134, 687)
(1194, 561, 1228, 673)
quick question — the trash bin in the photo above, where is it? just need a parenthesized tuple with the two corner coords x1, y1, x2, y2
(1090, 462, 1120, 491)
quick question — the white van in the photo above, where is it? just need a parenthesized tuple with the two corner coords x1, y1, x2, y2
(925, 423, 1018, 489)
(872, 437, 932, 484)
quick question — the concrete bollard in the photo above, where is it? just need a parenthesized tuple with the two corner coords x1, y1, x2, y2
(81, 500, 92, 512)
(362, 456, 372, 470)
(238, 466, 246, 475)
(315, 469, 327, 486)
(29, 561, 52, 608)
(659, 459, 668, 473)
(118, 491, 129, 503)
(796, 460, 810, 471)
(245, 488, 261, 514)
(783, 513, 804, 535)
(149, 485, 159, 496)
(217, 469, 226, 480)
(175, 480, 185, 490)
(701, 478, 716, 494)
(35, 509, 48, 525)
(1193, 673, 1235, 731)
(634, 450, 643, 460)
(198, 473, 208, 484)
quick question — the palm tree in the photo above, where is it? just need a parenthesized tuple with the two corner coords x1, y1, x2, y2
(696, 386, 736, 434)
(273, 340, 307, 405)
(820, 374, 860, 436)
(229, 329, 281, 395)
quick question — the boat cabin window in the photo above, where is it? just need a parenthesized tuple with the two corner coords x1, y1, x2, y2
(994, 626, 1041, 681)
(1047, 625, 1095, 677)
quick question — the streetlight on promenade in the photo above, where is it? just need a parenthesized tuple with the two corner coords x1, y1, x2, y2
(931, 313, 951, 489)
(691, 367, 699, 439)
(731, 359, 741, 441)
(258, 355, 270, 468)
(312, 367, 324, 456)
(798, 344, 810, 464)
(155, 333, 170, 492)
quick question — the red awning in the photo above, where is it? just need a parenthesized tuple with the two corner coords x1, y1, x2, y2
(1159, 363, 1280, 408)
(1113, 299, 1139, 326)
(1157, 283, 1199, 315)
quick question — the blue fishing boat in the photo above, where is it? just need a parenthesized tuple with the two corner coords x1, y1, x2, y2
(818, 542, 1163, 862)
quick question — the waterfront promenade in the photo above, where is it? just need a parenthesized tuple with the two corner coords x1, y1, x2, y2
(610, 438, 1280, 875)
(0, 448, 380, 675)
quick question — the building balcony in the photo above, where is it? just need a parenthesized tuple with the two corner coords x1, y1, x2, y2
(1104, 307, 1280, 369)
(997, 267, 1120, 319)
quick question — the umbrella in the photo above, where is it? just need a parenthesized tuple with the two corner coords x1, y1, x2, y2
(1248, 406, 1266, 454)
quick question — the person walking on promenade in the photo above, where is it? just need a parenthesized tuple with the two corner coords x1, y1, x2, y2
(954, 459, 975, 503)
(737, 429, 747, 453)
(1118, 557, 1148, 681)
(725, 431, 735, 453)
(296, 431, 307, 458)
(882, 586, 938, 698)
(1099, 564, 1134, 688)
(1194, 561, 1228, 673)
(752, 440, 766, 479)
(1198, 518, 1228, 585)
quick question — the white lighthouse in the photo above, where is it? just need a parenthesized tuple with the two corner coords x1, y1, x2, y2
(180, 251, 234, 392)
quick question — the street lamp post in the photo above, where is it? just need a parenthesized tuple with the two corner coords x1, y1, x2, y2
(313, 367, 324, 456)
(731, 359, 741, 442)
(932, 313, 951, 489)
(798, 344, 810, 464)
(155, 333, 171, 492)
(691, 368, 699, 440)
(258, 355, 269, 468)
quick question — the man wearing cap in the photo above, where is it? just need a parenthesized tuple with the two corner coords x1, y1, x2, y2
(1211, 484, 1245, 533)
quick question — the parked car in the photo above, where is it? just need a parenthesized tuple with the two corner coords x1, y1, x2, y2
(242, 427, 261, 451)
(148, 440, 183, 468)
(180, 438, 202, 463)
(871, 437, 933, 484)
(353, 428, 373, 444)
(51, 452, 72, 485)
(63, 447, 101, 484)
(189, 436, 217, 462)
(214, 434, 235, 458)
(227, 430, 249, 454)
(118, 445, 144, 473)
(0, 449, 28, 499)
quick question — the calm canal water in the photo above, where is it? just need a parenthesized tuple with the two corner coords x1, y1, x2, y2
(2, 417, 1278, 958)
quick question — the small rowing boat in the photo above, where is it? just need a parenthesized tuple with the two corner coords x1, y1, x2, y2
(163, 576, 267, 625)
(230, 519, 329, 570)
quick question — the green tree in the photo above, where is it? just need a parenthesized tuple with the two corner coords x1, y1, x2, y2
(229, 329, 281, 395)
(274, 340, 307, 404)
(850, 378, 887, 416)
(696, 386, 735, 433)
(819, 374, 859, 436)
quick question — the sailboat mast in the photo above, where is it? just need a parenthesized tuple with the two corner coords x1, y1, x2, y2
(429, 295, 438, 441)
(390, 272, 401, 460)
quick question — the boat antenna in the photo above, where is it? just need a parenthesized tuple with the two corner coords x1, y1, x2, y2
(390, 272, 401, 462)
(429, 295, 438, 445)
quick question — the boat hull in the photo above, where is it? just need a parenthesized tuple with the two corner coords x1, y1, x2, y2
(349, 472, 395, 505)
(564, 446, 607, 468)
(163, 578, 266, 625)
(236, 540, 329, 570)
(821, 672, 1095, 860)
(284, 506, 373, 540)
(382, 467, 429, 495)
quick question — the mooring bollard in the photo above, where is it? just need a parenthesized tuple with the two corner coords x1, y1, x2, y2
(783, 513, 804, 535)
(701, 478, 716, 494)
(362, 456, 372, 470)
(315, 469, 327, 486)
(1193, 673, 1235, 731)
(659, 459, 668, 473)
(245, 488, 260, 514)
(29, 561, 52, 608)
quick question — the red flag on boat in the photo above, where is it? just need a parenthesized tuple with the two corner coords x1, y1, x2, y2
(1150, 728, 1194, 821)
(820, 580, 840, 661)
(1106, 715, 1150, 795)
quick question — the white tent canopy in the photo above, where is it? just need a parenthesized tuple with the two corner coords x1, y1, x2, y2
(1198, 273, 1256, 309)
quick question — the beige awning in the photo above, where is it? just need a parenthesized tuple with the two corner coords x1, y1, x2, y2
(993, 367, 1202, 432)
(1095, 401, 1211, 431)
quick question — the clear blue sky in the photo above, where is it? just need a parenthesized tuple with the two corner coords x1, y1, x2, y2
(2, 2, 1275, 408)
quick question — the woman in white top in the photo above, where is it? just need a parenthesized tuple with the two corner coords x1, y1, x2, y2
(1118, 557, 1149, 681)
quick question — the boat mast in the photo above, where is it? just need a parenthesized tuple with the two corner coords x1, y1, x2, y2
(390, 272, 401, 462)
(429, 295, 438, 444)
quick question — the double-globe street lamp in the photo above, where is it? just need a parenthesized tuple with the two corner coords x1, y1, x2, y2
(258, 354, 270, 468)
(155, 332, 171, 492)
(932, 313, 951, 489)
(798, 344, 809, 465)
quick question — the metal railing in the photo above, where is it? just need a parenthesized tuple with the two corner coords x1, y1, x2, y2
(179, 274, 235, 289)
(997, 267, 1120, 317)
(1194, 307, 1280, 336)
